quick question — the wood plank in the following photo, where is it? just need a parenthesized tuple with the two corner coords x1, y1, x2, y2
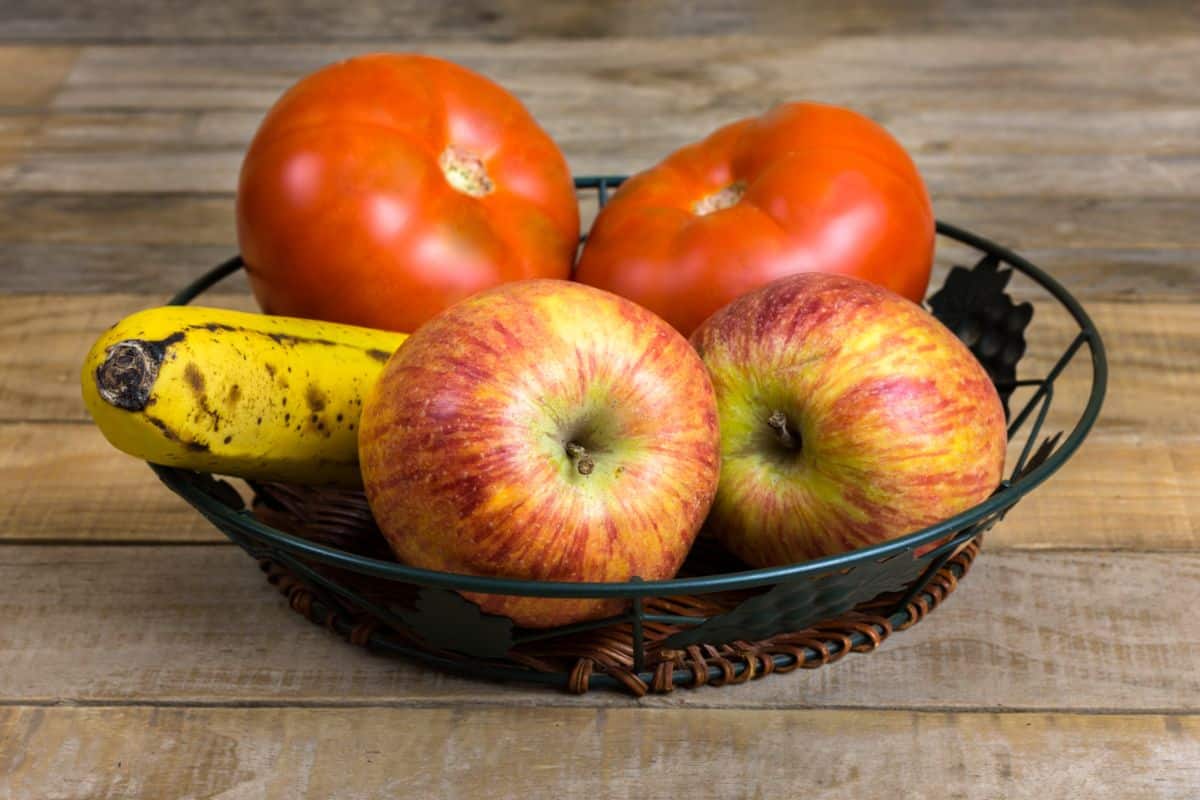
(0, 116, 41, 172)
(0, 110, 255, 152)
(4, 191, 1198, 253)
(0, 243, 245, 294)
(1014, 299, 1196, 438)
(45, 38, 1200, 114)
(0, 193, 234, 246)
(885, 108, 1200, 157)
(0, 293, 1193, 548)
(0, 547, 1196, 710)
(4, 242, 1196, 301)
(1, 707, 1197, 800)
(961, 248, 1200, 303)
(998, 434, 1195, 546)
(0, 294, 256, 422)
(0, 37, 1193, 195)
(2, 422, 1195, 548)
(3, 194, 1199, 297)
(10, 106, 1199, 160)
(0, 47, 76, 176)
(1, 296, 1181, 433)
(8, 146, 1200, 198)
(0, 423, 227, 543)
(3, 0, 1197, 43)
(992, 433, 1199, 550)
(0, 46, 77, 107)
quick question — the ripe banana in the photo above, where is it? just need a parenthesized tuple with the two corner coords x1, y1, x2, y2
(81, 305, 407, 487)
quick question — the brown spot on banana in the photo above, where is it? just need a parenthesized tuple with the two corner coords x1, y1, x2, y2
(267, 332, 339, 347)
(183, 362, 221, 431)
(306, 385, 327, 412)
(184, 363, 205, 393)
(143, 414, 209, 452)
(366, 348, 391, 363)
(144, 414, 179, 441)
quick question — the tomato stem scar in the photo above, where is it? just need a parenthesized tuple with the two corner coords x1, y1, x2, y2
(439, 146, 495, 197)
(694, 181, 746, 215)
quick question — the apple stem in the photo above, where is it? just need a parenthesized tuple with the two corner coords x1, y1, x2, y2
(565, 442, 595, 475)
(767, 410, 800, 451)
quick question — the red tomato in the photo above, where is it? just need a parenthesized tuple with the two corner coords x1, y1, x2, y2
(574, 102, 935, 335)
(237, 54, 579, 332)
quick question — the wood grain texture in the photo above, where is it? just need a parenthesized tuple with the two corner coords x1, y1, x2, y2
(5, 193, 1200, 251)
(43, 37, 1200, 113)
(0, 3, 1196, 795)
(0, 46, 77, 107)
(4, 241, 1195, 301)
(2, 423, 1194, 548)
(4, 0, 1198, 42)
(0, 293, 256, 422)
(1, 37, 1194, 191)
(0, 293, 1192, 547)
(0, 243, 244, 294)
(1, 296, 1174, 432)
(12, 128, 1196, 199)
(0, 423, 228, 543)
(3, 194, 1199, 298)
(0, 546, 1196, 710)
(8, 107, 1200, 158)
(992, 433, 1199, 550)
(1, 706, 1198, 800)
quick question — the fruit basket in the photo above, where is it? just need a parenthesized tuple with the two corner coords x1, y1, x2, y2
(152, 175, 1107, 695)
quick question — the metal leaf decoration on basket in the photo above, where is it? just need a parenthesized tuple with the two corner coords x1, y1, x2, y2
(396, 588, 515, 659)
(927, 253, 1034, 414)
(659, 548, 935, 650)
(168, 469, 245, 511)
(1011, 431, 1063, 482)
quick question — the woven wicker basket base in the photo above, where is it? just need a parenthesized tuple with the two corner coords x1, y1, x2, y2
(251, 482, 979, 696)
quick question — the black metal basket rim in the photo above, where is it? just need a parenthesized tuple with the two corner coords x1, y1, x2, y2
(157, 176, 1107, 600)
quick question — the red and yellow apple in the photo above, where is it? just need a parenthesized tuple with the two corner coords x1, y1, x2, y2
(359, 279, 721, 627)
(691, 272, 1007, 566)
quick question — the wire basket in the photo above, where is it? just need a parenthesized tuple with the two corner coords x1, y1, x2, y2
(151, 176, 1107, 695)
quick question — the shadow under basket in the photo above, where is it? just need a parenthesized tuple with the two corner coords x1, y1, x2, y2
(152, 176, 1107, 696)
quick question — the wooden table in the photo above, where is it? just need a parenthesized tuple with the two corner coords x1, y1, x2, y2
(2, 2, 1197, 796)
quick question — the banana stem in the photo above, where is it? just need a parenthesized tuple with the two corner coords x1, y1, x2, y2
(96, 338, 170, 411)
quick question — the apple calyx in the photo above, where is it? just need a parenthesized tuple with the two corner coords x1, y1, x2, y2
(439, 146, 495, 197)
(693, 181, 746, 216)
(564, 441, 596, 475)
(767, 410, 801, 452)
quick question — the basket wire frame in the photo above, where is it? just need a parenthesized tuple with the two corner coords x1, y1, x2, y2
(155, 175, 1107, 692)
